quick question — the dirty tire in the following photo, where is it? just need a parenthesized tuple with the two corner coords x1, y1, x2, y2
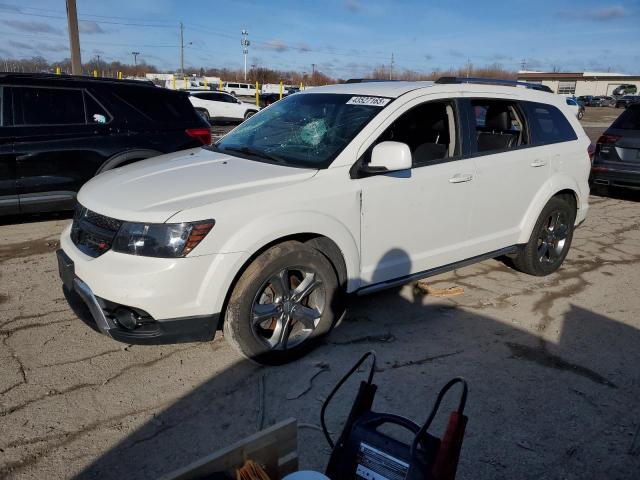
(224, 241, 339, 365)
(244, 110, 256, 121)
(512, 196, 576, 276)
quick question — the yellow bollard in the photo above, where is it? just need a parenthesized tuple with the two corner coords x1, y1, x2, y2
(172, 75, 176, 90)
(118, 71, 122, 80)
(55, 66, 61, 75)
(184, 77, 188, 89)
(279, 81, 283, 100)
(93, 69, 98, 78)
(300, 81, 303, 90)
(204, 77, 208, 89)
(219, 78, 223, 91)
(255, 81, 259, 107)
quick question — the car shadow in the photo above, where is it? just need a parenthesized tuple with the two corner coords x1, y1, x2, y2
(68, 248, 640, 480)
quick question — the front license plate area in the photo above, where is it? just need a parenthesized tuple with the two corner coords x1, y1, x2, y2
(57, 250, 75, 290)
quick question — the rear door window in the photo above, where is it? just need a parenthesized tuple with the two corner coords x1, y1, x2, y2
(16, 87, 85, 125)
(524, 102, 577, 145)
(470, 100, 527, 153)
(114, 88, 196, 123)
(84, 91, 110, 124)
(610, 105, 640, 130)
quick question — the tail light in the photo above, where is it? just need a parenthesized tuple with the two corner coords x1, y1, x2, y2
(186, 127, 212, 146)
(596, 134, 621, 145)
(587, 142, 596, 162)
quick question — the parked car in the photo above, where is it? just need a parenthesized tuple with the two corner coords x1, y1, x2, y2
(566, 97, 585, 120)
(612, 84, 638, 97)
(615, 95, 640, 109)
(597, 96, 616, 107)
(0, 73, 210, 216)
(590, 103, 640, 194)
(188, 90, 259, 123)
(221, 82, 257, 97)
(58, 78, 590, 364)
(258, 92, 288, 108)
(577, 95, 594, 106)
(589, 96, 615, 107)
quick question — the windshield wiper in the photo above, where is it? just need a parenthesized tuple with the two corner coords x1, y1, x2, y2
(222, 146, 284, 164)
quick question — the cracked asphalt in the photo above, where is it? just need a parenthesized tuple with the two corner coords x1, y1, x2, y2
(1, 108, 639, 479)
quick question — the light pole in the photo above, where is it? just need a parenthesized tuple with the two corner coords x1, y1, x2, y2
(241, 30, 250, 81)
(131, 51, 140, 77)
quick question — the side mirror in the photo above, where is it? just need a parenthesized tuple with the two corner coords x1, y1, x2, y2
(364, 141, 412, 173)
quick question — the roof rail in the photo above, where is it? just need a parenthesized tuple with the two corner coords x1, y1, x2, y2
(0, 72, 154, 86)
(344, 78, 401, 83)
(435, 76, 553, 93)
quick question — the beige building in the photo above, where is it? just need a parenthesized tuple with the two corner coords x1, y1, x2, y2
(517, 71, 640, 96)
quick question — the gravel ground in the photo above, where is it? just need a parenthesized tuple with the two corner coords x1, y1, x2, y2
(1, 108, 639, 480)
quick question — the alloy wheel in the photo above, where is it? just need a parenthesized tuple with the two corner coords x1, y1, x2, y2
(250, 267, 325, 350)
(536, 210, 569, 264)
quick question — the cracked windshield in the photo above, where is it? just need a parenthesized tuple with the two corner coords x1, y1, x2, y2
(213, 93, 387, 168)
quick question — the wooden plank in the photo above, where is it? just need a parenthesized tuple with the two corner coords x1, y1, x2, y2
(160, 418, 297, 480)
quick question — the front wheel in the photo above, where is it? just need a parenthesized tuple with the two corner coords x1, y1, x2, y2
(512, 196, 576, 276)
(223, 241, 339, 364)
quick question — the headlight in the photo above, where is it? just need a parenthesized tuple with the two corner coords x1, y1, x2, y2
(112, 220, 214, 258)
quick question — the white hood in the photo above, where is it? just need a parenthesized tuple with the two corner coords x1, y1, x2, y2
(77, 148, 317, 223)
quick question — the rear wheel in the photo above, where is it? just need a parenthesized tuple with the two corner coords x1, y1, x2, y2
(244, 110, 256, 121)
(223, 241, 339, 364)
(512, 196, 576, 276)
(577, 110, 584, 120)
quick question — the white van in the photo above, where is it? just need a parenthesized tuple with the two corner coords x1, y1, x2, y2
(221, 82, 256, 97)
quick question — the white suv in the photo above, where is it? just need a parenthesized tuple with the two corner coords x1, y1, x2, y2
(58, 79, 590, 364)
(188, 91, 259, 123)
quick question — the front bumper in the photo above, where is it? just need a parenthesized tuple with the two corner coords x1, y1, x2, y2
(57, 249, 219, 344)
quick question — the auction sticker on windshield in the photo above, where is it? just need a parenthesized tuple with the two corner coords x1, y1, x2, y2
(346, 96, 391, 107)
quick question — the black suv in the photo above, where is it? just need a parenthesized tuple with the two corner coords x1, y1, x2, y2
(591, 103, 640, 193)
(615, 95, 640, 109)
(0, 73, 210, 216)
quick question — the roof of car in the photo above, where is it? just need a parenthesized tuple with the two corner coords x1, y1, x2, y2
(302, 80, 555, 100)
(0, 72, 163, 89)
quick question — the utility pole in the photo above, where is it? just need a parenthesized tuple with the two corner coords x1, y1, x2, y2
(389, 53, 394, 80)
(131, 51, 140, 76)
(241, 30, 250, 81)
(311, 63, 316, 85)
(520, 58, 527, 71)
(95, 54, 100, 73)
(466, 58, 471, 78)
(180, 22, 185, 76)
(65, 0, 82, 74)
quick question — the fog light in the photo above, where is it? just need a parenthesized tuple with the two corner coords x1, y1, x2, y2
(114, 307, 139, 330)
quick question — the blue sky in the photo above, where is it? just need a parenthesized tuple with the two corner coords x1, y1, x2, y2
(0, 0, 639, 77)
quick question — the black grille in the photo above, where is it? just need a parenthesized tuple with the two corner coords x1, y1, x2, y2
(71, 204, 123, 257)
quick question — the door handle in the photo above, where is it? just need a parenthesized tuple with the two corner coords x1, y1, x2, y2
(530, 160, 547, 167)
(449, 173, 473, 183)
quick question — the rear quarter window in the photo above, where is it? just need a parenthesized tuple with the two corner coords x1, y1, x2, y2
(525, 102, 577, 145)
(114, 87, 197, 123)
(610, 105, 640, 130)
